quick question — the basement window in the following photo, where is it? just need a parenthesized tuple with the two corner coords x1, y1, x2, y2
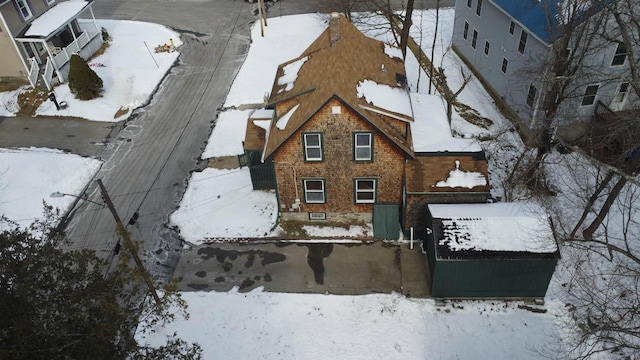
(309, 212, 326, 220)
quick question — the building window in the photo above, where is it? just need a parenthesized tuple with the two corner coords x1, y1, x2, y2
(581, 85, 599, 106)
(303, 133, 323, 161)
(308, 212, 326, 220)
(518, 30, 528, 54)
(463, 21, 469, 40)
(476, 0, 483, 16)
(614, 82, 629, 103)
(354, 178, 376, 204)
(611, 42, 627, 66)
(484, 41, 490, 55)
(526, 84, 537, 108)
(509, 21, 515, 35)
(501, 58, 509, 73)
(15, 0, 33, 20)
(467, 0, 472, 8)
(303, 179, 326, 204)
(353, 132, 373, 161)
(471, 30, 478, 49)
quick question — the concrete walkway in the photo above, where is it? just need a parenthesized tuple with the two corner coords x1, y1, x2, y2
(173, 241, 431, 298)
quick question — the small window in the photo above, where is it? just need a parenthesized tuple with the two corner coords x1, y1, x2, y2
(611, 42, 627, 66)
(467, 0, 472, 8)
(15, 0, 32, 20)
(526, 84, 537, 108)
(476, 0, 483, 16)
(354, 179, 376, 204)
(303, 133, 323, 161)
(581, 85, 599, 106)
(501, 58, 509, 73)
(509, 21, 516, 35)
(354, 132, 373, 161)
(308, 212, 326, 220)
(303, 179, 326, 204)
(463, 21, 469, 40)
(471, 29, 478, 49)
(518, 30, 528, 54)
(484, 41, 490, 55)
(614, 82, 629, 103)
(331, 105, 341, 114)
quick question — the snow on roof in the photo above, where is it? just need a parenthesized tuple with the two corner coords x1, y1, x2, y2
(275, 104, 299, 130)
(277, 56, 309, 94)
(384, 44, 403, 60)
(436, 160, 487, 188)
(410, 93, 482, 152)
(250, 109, 274, 120)
(253, 119, 271, 131)
(429, 202, 557, 253)
(356, 79, 412, 117)
(24, 0, 90, 37)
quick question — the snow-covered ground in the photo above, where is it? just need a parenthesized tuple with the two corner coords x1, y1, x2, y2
(0, 9, 603, 360)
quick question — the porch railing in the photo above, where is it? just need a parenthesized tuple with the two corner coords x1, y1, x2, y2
(43, 58, 54, 91)
(52, 26, 101, 69)
(28, 57, 38, 88)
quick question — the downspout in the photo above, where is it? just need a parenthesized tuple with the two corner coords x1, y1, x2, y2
(270, 168, 281, 233)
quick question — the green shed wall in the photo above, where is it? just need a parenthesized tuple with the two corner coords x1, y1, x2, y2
(429, 253, 557, 298)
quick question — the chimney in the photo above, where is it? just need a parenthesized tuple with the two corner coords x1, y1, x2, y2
(330, 12, 341, 46)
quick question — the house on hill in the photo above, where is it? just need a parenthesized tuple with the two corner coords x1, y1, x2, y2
(0, 0, 102, 89)
(244, 13, 490, 239)
(451, 0, 639, 130)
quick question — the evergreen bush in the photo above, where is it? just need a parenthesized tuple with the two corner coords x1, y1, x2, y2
(68, 54, 103, 100)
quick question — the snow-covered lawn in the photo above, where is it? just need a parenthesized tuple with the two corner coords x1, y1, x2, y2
(0, 148, 101, 231)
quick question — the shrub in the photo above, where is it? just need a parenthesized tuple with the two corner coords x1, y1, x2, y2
(68, 54, 103, 100)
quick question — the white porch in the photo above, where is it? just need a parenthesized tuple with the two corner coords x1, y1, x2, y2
(15, 0, 103, 90)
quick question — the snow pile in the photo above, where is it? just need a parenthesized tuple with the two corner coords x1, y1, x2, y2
(169, 168, 277, 242)
(35, 20, 182, 122)
(302, 223, 373, 238)
(277, 56, 309, 93)
(435, 160, 487, 188)
(356, 79, 412, 117)
(0, 148, 102, 231)
(276, 104, 299, 130)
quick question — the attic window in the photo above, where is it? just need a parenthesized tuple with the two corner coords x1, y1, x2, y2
(332, 105, 342, 114)
(396, 73, 407, 87)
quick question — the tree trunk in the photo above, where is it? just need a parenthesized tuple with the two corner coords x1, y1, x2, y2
(582, 175, 626, 240)
(399, 0, 414, 58)
(570, 171, 615, 239)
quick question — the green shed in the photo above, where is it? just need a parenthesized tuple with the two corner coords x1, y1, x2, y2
(424, 202, 560, 299)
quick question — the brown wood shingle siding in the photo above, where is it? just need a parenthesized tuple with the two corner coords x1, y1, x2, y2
(272, 98, 405, 215)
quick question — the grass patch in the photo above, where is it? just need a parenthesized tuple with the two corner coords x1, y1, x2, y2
(0, 79, 29, 92)
(89, 40, 111, 60)
(17, 89, 48, 116)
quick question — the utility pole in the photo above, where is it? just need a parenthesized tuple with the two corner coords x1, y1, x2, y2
(97, 179, 161, 304)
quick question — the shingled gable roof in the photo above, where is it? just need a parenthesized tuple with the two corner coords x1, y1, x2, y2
(261, 13, 415, 160)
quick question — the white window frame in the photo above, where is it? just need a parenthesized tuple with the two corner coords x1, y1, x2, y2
(611, 42, 627, 66)
(518, 30, 528, 54)
(354, 132, 373, 161)
(476, 0, 482, 16)
(354, 179, 376, 204)
(483, 40, 490, 56)
(501, 58, 508, 74)
(526, 84, 537, 108)
(303, 133, 323, 162)
(303, 179, 326, 204)
(471, 29, 478, 49)
(614, 82, 629, 103)
(581, 84, 600, 106)
(463, 21, 469, 40)
(509, 21, 515, 35)
(15, 0, 33, 20)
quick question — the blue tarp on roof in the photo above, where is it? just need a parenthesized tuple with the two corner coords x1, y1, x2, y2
(492, 0, 559, 43)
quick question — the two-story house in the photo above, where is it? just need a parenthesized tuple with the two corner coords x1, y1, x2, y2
(0, 0, 102, 90)
(243, 13, 490, 239)
(451, 0, 639, 130)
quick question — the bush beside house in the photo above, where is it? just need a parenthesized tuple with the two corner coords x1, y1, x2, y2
(68, 54, 103, 100)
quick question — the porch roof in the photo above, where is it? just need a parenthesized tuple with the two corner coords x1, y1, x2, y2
(17, 0, 92, 40)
